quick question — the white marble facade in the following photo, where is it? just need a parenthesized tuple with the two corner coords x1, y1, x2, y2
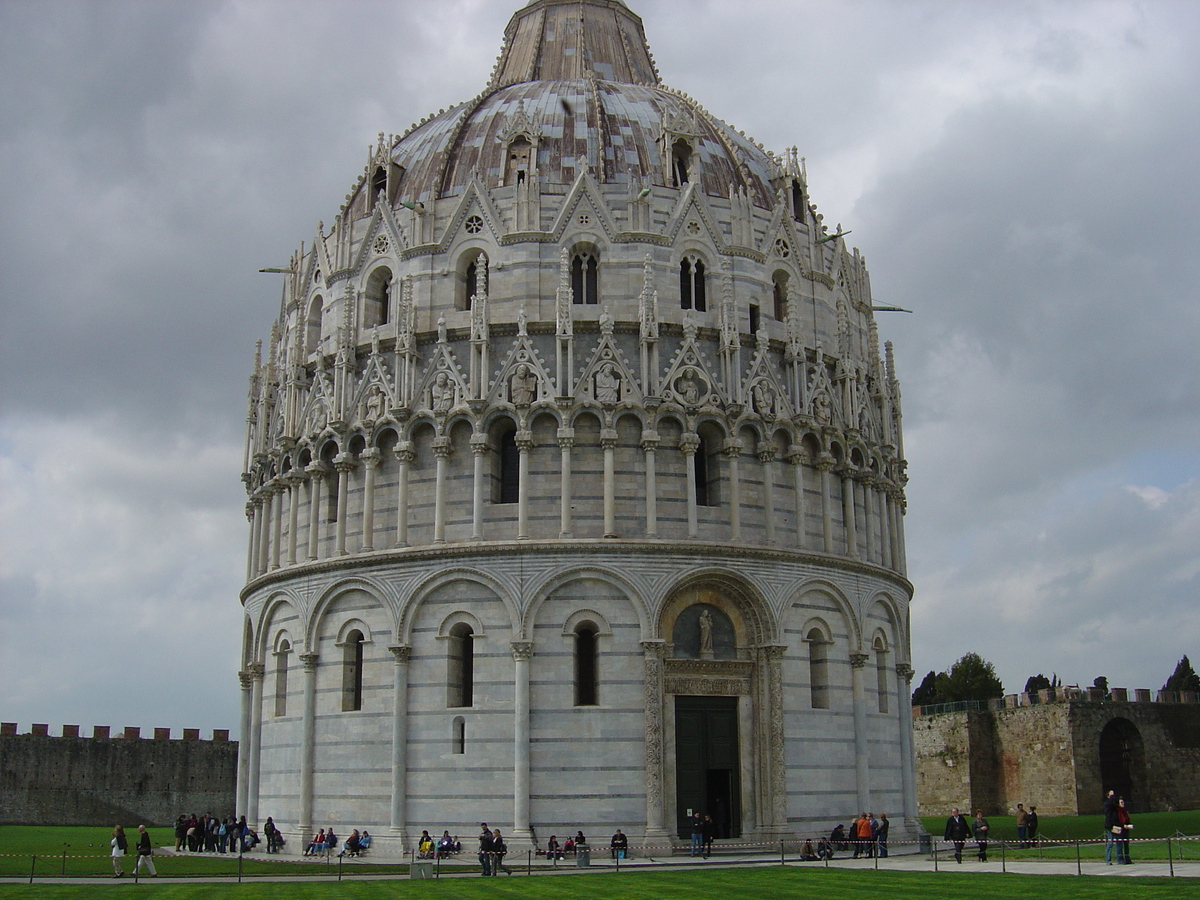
(237, 0, 918, 853)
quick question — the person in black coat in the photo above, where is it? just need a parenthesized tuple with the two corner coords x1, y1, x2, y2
(943, 807, 972, 863)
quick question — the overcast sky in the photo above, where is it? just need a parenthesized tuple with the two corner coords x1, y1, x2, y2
(2, 0, 1197, 737)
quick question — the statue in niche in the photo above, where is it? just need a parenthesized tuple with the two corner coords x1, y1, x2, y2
(364, 384, 384, 422)
(594, 362, 621, 404)
(599, 308, 615, 335)
(752, 381, 777, 419)
(509, 363, 537, 406)
(698, 609, 713, 657)
(812, 388, 831, 426)
(677, 368, 702, 406)
(431, 370, 455, 415)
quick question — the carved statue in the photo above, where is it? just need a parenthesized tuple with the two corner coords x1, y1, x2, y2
(812, 389, 831, 426)
(364, 384, 384, 422)
(594, 362, 621, 404)
(698, 609, 713, 654)
(752, 381, 776, 418)
(509, 363, 537, 406)
(431, 370, 455, 415)
(677, 368, 702, 406)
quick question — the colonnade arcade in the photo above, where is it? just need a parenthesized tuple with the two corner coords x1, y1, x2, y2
(243, 411, 907, 581)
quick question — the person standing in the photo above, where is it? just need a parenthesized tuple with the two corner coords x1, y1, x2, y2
(1103, 790, 1119, 864)
(1117, 797, 1133, 864)
(972, 809, 990, 861)
(110, 825, 128, 877)
(943, 808, 972, 864)
(1015, 803, 1028, 847)
(1027, 806, 1039, 846)
(702, 815, 715, 858)
(133, 825, 157, 877)
(690, 812, 704, 857)
(876, 813, 889, 858)
(478, 822, 493, 876)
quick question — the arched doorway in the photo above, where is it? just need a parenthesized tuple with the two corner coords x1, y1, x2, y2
(1099, 718, 1144, 808)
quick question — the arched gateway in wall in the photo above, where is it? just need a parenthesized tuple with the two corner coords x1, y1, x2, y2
(237, 0, 918, 854)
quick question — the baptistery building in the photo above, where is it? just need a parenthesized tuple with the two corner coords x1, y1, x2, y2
(237, 0, 917, 853)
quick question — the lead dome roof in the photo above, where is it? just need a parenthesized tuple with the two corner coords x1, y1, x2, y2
(385, 0, 776, 208)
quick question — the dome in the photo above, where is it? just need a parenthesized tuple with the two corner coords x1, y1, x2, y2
(238, 0, 917, 860)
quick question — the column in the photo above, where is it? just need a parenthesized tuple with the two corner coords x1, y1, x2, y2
(601, 428, 618, 538)
(432, 437, 451, 543)
(787, 446, 805, 550)
(511, 641, 534, 841)
(879, 487, 893, 570)
(641, 434, 659, 537)
(333, 453, 355, 555)
(394, 441, 414, 547)
(245, 504, 258, 582)
(516, 430, 532, 540)
(817, 455, 834, 553)
(850, 652, 871, 814)
(762, 646, 789, 837)
(557, 428, 574, 537)
(257, 489, 271, 575)
(306, 464, 325, 560)
(640, 640, 671, 844)
(681, 433, 700, 539)
(298, 652, 319, 844)
(724, 439, 742, 540)
(841, 468, 858, 560)
(286, 474, 301, 566)
(389, 646, 412, 847)
(860, 474, 875, 564)
(896, 663, 917, 820)
(246, 662, 265, 826)
(758, 447, 777, 545)
(359, 448, 380, 552)
(269, 482, 283, 570)
(470, 434, 489, 541)
(236, 670, 252, 818)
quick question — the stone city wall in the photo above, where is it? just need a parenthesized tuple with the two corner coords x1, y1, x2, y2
(913, 692, 1200, 817)
(0, 723, 237, 826)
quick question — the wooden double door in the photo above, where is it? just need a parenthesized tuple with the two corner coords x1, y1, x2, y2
(675, 696, 741, 839)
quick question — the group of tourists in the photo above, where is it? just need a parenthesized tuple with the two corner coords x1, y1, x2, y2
(302, 827, 372, 857)
(173, 813, 259, 854)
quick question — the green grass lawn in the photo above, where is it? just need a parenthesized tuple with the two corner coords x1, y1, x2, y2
(0, 866, 1189, 899)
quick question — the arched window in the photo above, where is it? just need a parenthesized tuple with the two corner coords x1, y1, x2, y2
(874, 637, 889, 714)
(671, 138, 692, 187)
(447, 622, 474, 708)
(574, 623, 598, 706)
(507, 136, 532, 185)
(273, 639, 290, 717)
(458, 251, 487, 311)
(571, 251, 599, 305)
(370, 166, 387, 210)
(495, 426, 519, 503)
(452, 716, 466, 754)
(807, 628, 829, 709)
(306, 296, 323, 356)
(772, 271, 789, 321)
(693, 432, 719, 507)
(365, 267, 391, 328)
(342, 629, 365, 711)
(680, 256, 706, 311)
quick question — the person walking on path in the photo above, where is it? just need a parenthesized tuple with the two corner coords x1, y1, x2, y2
(477, 823, 494, 876)
(944, 808, 972, 864)
(110, 825, 128, 877)
(133, 825, 157, 877)
(973, 809, 990, 861)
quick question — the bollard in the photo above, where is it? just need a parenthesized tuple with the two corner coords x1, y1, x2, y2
(1001, 838, 1006, 873)
(1075, 840, 1081, 876)
(338, 852, 343, 881)
(29, 855, 36, 885)
(238, 848, 244, 883)
(933, 841, 938, 872)
(1168, 838, 1174, 877)
(61, 845, 68, 876)
(528, 848, 532, 875)
(780, 841, 785, 866)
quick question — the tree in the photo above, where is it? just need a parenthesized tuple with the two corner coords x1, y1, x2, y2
(1092, 675, 1109, 697)
(1024, 674, 1052, 694)
(943, 653, 1004, 702)
(1163, 655, 1200, 693)
(911, 653, 1004, 706)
